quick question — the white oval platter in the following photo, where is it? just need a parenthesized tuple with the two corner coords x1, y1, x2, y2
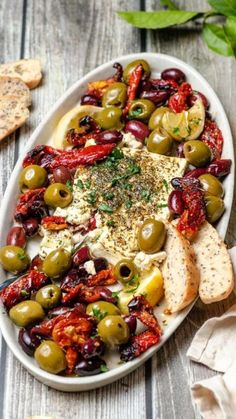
(0, 53, 234, 391)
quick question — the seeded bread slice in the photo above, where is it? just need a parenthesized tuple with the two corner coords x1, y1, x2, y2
(0, 77, 31, 107)
(0, 96, 29, 141)
(161, 222, 200, 313)
(0, 59, 42, 89)
(192, 221, 234, 304)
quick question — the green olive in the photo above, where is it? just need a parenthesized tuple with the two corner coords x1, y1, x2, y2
(114, 259, 137, 284)
(204, 195, 225, 223)
(44, 183, 72, 208)
(34, 340, 66, 374)
(102, 82, 127, 109)
(86, 301, 120, 320)
(97, 315, 130, 346)
(42, 249, 71, 278)
(138, 218, 166, 254)
(19, 165, 47, 191)
(0, 245, 30, 273)
(148, 107, 169, 130)
(183, 140, 211, 167)
(123, 60, 151, 84)
(128, 99, 155, 122)
(35, 284, 62, 309)
(147, 127, 173, 155)
(199, 174, 224, 198)
(9, 300, 45, 327)
(94, 107, 123, 130)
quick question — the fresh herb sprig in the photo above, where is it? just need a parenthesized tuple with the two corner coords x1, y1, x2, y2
(118, 0, 236, 58)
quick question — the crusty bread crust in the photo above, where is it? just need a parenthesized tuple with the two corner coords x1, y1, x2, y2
(161, 222, 200, 313)
(192, 221, 234, 304)
(0, 59, 42, 89)
(0, 95, 29, 141)
(0, 76, 31, 107)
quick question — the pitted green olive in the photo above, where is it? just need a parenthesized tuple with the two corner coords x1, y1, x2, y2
(42, 249, 71, 278)
(148, 107, 169, 130)
(199, 174, 224, 198)
(204, 195, 225, 223)
(94, 107, 123, 130)
(114, 259, 137, 284)
(138, 219, 166, 253)
(97, 315, 130, 346)
(44, 183, 72, 208)
(128, 99, 155, 122)
(0, 245, 30, 273)
(86, 301, 120, 319)
(183, 140, 211, 167)
(102, 82, 127, 109)
(34, 340, 66, 374)
(147, 127, 173, 155)
(19, 165, 47, 191)
(9, 300, 45, 327)
(35, 284, 62, 309)
(123, 60, 151, 84)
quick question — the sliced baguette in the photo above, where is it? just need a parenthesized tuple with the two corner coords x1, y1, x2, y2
(161, 222, 200, 313)
(0, 76, 31, 107)
(192, 221, 234, 304)
(0, 96, 29, 141)
(0, 59, 42, 89)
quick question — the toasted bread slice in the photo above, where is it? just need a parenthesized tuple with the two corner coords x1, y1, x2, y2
(192, 221, 234, 304)
(0, 95, 29, 141)
(161, 222, 200, 312)
(0, 77, 31, 107)
(0, 59, 42, 89)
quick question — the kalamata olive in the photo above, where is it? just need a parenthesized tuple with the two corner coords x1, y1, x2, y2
(22, 218, 39, 237)
(72, 246, 91, 267)
(93, 257, 108, 272)
(140, 90, 170, 105)
(207, 159, 232, 178)
(6, 227, 26, 248)
(161, 68, 186, 84)
(124, 120, 150, 142)
(18, 328, 41, 356)
(138, 79, 152, 95)
(80, 337, 106, 359)
(30, 254, 43, 271)
(77, 265, 89, 278)
(74, 357, 107, 376)
(60, 269, 81, 291)
(48, 306, 72, 318)
(95, 130, 122, 144)
(176, 142, 185, 158)
(53, 166, 72, 184)
(98, 287, 117, 304)
(188, 92, 209, 109)
(29, 200, 48, 220)
(80, 94, 99, 106)
(124, 315, 137, 334)
(168, 190, 185, 215)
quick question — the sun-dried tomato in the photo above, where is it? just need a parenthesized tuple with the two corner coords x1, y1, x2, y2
(200, 118, 223, 159)
(41, 216, 68, 231)
(87, 269, 117, 287)
(14, 188, 47, 222)
(128, 296, 161, 336)
(168, 82, 192, 113)
(87, 63, 123, 99)
(23, 145, 62, 169)
(120, 330, 160, 361)
(65, 347, 78, 374)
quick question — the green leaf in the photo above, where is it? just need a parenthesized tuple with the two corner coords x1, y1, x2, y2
(117, 10, 202, 29)
(203, 23, 234, 56)
(208, 0, 236, 17)
(160, 0, 178, 10)
(98, 203, 113, 213)
(224, 16, 236, 54)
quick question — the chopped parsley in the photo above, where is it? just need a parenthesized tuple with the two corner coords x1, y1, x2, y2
(100, 364, 109, 373)
(172, 127, 180, 134)
(128, 108, 143, 119)
(98, 203, 113, 213)
(111, 162, 140, 186)
(85, 180, 91, 189)
(157, 203, 168, 209)
(17, 252, 26, 261)
(92, 307, 108, 322)
(103, 191, 115, 200)
(107, 220, 115, 227)
(21, 289, 29, 297)
(163, 179, 169, 193)
(87, 190, 97, 205)
(76, 179, 84, 189)
(125, 199, 133, 209)
(66, 180, 73, 192)
(124, 274, 140, 294)
(141, 189, 151, 202)
(111, 290, 121, 298)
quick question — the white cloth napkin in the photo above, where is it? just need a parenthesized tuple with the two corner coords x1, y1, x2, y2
(187, 248, 236, 419)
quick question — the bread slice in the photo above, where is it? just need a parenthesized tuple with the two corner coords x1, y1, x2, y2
(0, 96, 29, 141)
(0, 59, 42, 89)
(161, 222, 200, 313)
(0, 77, 31, 107)
(192, 221, 234, 304)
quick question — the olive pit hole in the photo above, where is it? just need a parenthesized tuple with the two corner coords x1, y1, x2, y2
(59, 190, 69, 198)
(120, 265, 131, 278)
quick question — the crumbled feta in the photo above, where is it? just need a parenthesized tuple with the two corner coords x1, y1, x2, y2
(39, 227, 73, 258)
(85, 138, 96, 147)
(134, 251, 166, 271)
(122, 132, 143, 149)
(84, 260, 96, 275)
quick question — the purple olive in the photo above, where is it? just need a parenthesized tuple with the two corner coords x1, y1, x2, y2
(22, 218, 39, 236)
(188, 92, 209, 109)
(73, 246, 91, 267)
(124, 120, 149, 142)
(138, 79, 152, 95)
(141, 90, 170, 105)
(6, 226, 26, 248)
(74, 357, 107, 376)
(124, 315, 137, 334)
(18, 328, 41, 356)
(93, 258, 108, 273)
(60, 268, 83, 291)
(98, 287, 117, 304)
(48, 306, 72, 318)
(95, 130, 123, 144)
(53, 166, 72, 184)
(161, 68, 186, 84)
(168, 190, 185, 215)
(30, 254, 43, 271)
(80, 337, 106, 359)
(80, 94, 99, 106)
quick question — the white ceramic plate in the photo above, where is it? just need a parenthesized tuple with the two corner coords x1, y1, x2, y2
(0, 53, 234, 391)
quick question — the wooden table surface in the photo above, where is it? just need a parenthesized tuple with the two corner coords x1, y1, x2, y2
(0, 1, 236, 418)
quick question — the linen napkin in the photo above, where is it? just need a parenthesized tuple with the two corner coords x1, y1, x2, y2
(186, 247, 236, 419)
